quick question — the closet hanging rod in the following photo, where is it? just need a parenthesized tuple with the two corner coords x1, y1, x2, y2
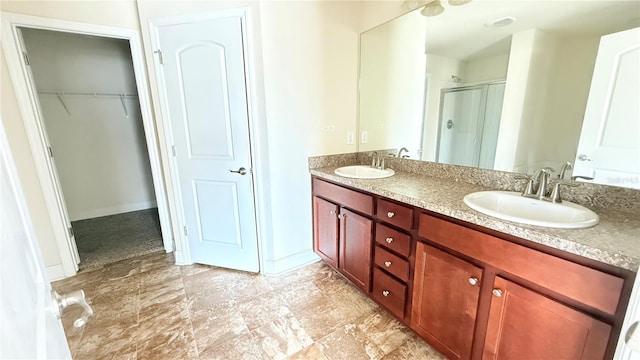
(38, 91, 138, 97)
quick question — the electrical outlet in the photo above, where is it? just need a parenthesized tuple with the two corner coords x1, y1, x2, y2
(361, 131, 368, 144)
(347, 131, 354, 144)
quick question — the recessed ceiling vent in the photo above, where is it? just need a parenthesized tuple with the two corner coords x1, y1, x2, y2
(484, 17, 516, 28)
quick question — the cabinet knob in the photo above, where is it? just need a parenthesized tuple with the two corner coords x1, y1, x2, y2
(382, 290, 390, 297)
(492, 289, 503, 297)
(329, 210, 335, 216)
(387, 211, 395, 218)
(385, 237, 394, 244)
(337, 214, 344, 220)
(468, 277, 478, 286)
(384, 261, 392, 267)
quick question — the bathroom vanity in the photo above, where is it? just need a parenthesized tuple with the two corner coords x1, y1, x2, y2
(310, 166, 638, 360)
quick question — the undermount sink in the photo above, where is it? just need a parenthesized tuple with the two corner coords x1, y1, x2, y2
(334, 165, 395, 179)
(463, 191, 599, 229)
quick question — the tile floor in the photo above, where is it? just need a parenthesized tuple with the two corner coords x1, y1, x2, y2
(53, 251, 445, 360)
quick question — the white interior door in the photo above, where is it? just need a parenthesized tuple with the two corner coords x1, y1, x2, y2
(574, 27, 640, 189)
(154, 13, 259, 272)
(16, 27, 81, 268)
(0, 122, 71, 359)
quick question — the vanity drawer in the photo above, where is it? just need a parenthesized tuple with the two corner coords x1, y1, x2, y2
(374, 246, 410, 282)
(418, 213, 624, 315)
(312, 178, 373, 215)
(372, 267, 407, 319)
(377, 199, 413, 230)
(375, 223, 411, 257)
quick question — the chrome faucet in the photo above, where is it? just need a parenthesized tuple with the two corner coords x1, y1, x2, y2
(521, 167, 555, 199)
(558, 162, 573, 180)
(534, 168, 552, 200)
(396, 147, 409, 158)
(370, 152, 385, 170)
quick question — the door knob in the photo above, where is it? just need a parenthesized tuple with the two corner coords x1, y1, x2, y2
(229, 167, 248, 175)
(577, 154, 592, 162)
(51, 289, 93, 328)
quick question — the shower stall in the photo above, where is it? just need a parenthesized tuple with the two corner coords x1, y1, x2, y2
(436, 82, 506, 169)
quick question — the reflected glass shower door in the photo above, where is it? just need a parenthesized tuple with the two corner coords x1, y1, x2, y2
(437, 86, 486, 167)
(436, 82, 505, 168)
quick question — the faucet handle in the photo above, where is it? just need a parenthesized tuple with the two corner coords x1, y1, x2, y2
(515, 174, 536, 197)
(549, 181, 579, 203)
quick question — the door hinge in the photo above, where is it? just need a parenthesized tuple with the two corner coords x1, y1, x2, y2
(183, 226, 188, 236)
(48, 146, 53, 158)
(68, 226, 74, 238)
(22, 51, 30, 66)
(172, 145, 176, 157)
(154, 49, 163, 65)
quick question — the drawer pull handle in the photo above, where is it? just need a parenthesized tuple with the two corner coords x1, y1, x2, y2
(382, 290, 390, 297)
(385, 237, 394, 244)
(468, 277, 478, 286)
(384, 261, 392, 267)
(492, 289, 503, 297)
(387, 211, 395, 218)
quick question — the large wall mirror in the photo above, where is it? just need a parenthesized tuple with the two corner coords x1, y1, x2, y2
(358, 1, 640, 189)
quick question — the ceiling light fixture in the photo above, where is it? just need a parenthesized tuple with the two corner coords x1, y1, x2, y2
(421, 0, 445, 17)
(448, 0, 472, 5)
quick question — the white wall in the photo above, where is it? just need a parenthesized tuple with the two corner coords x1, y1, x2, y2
(359, 9, 426, 156)
(495, 28, 599, 174)
(1, 0, 408, 274)
(465, 53, 509, 84)
(22, 29, 156, 221)
(422, 54, 465, 161)
(259, 1, 362, 270)
(530, 35, 598, 171)
(0, 0, 142, 270)
(494, 29, 540, 172)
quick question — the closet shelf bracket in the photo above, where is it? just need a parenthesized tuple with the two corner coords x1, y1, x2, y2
(56, 92, 71, 116)
(120, 94, 129, 118)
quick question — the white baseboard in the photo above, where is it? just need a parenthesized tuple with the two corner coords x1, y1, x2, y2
(70, 200, 157, 221)
(47, 264, 66, 281)
(262, 250, 320, 276)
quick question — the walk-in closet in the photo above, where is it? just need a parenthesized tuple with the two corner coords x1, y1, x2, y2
(21, 28, 163, 270)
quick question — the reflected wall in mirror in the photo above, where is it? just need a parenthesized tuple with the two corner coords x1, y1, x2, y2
(358, 1, 640, 189)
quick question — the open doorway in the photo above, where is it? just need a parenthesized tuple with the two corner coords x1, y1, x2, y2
(20, 28, 164, 270)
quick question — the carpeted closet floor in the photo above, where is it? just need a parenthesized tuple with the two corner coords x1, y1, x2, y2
(72, 208, 164, 270)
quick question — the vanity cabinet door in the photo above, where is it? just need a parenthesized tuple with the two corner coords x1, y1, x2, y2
(483, 276, 611, 360)
(313, 196, 339, 269)
(411, 243, 483, 360)
(339, 208, 373, 293)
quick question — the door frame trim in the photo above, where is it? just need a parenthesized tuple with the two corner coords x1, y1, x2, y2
(148, 8, 268, 268)
(1, 12, 175, 277)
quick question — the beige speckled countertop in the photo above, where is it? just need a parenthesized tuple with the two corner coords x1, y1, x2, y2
(311, 167, 640, 272)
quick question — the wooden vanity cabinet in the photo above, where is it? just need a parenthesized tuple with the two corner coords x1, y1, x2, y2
(311, 176, 632, 360)
(312, 196, 339, 268)
(416, 213, 625, 360)
(339, 209, 373, 291)
(312, 178, 373, 293)
(483, 276, 611, 360)
(371, 200, 414, 321)
(412, 243, 482, 360)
